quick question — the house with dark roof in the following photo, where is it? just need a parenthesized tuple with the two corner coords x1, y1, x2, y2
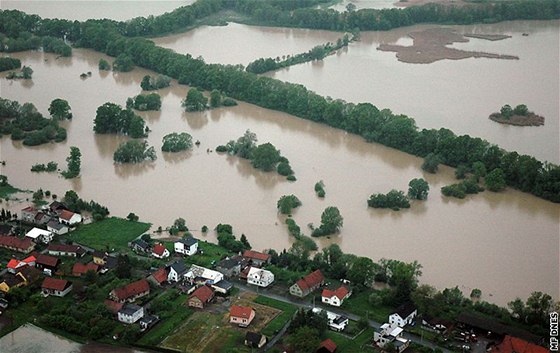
(49, 201, 68, 213)
(21, 206, 38, 223)
(152, 243, 170, 259)
(139, 315, 160, 332)
(34, 212, 51, 225)
(72, 262, 100, 277)
(245, 332, 267, 349)
(110, 279, 150, 303)
(47, 243, 85, 257)
(321, 286, 351, 307)
(147, 267, 168, 287)
(317, 338, 338, 353)
(491, 335, 548, 353)
(211, 279, 233, 294)
(289, 269, 325, 297)
(130, 238, 151, 254)
(0, 224, 12, 236)
(456, 312, 541, 344)
(216, 257, 242, 278)
(0, 272, 27, 293)
(230, 305, 255, 327)
(242, 250, 271, 266)
(35, 253, 60, 274)
(389, 302, 417, 327)
(0, 235, 35, 253)
(174, 237, 198, 256)
(118, 303, 144, 324)
(41, 278, 72, 297)
(188, 285, 215, 308)
(47, 221, 69, 235)
(167, 261, 188, 283)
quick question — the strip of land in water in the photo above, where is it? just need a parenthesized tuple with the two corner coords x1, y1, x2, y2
(489, 113, 545, 126)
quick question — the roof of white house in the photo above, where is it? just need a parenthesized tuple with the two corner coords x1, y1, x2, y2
(187, 264, 223, 283)
(25, 227, 52, 239)
(248, 267, 273, 279)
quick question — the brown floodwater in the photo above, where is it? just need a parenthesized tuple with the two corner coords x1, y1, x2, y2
(152, 23, 344, 66)
(0, 0, 193, 21)
(0, 48, 558, 307)
(270, 20, 560, 164)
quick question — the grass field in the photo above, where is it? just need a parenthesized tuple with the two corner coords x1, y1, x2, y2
(340, 291, 393, 323)
(326, 327, 377, 353)
(67, 217, 150, 251)
(253, 295, 297, 336)
(0, 184, 23, 198)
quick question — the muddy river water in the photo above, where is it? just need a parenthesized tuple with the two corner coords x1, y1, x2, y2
(0, 3, 558, 307)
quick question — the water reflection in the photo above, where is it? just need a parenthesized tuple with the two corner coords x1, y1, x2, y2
(114, 162, 156, 179)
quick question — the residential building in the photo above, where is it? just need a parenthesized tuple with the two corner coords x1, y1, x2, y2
(152, 243, 169, 259)
(130, 239, 150, 253)
(185, 264, 224, 285)
(188, 285, 215, 309)
(139, 315, 159, 331)
(110, 279, 150, 303)
(373, 323, 410, 353)
(147, 267, 168, 287)
(34, 212, 50, 225)
(321, 286, 351, 307)
(174, 237, 198, 256)
(389, 302, 417, 327)
(25, 228, 53, 244)
(35, 253, 60, 274)
(242, 250, 271, 267)
(58, 209, 82, 226)
(118, 304, 144, 324)
(317, 338, 338, 353)
(49, 201, 68, 213)
(104, 299, 124, 314)
(0, 272, 27, 293)
(41, 277, 72, 297)
(72, 262, 99, 277)
(21, 206, 38, 222)
(245, 332, 267, 349)
(92, 251, 109, 265)
(230, 305, 255, 327)
(211, 280, 233, 294)
(47, 221, 69, 235)
(7, 255, 36, 273)
(216, 257, 242, 278)
(289, 269, 324, 297)
(490, 335, 548, 353)
(167, 261, 188, 283)
(47, 243, 85, 257)
(312, 308, 349, 332)
(247, 267, 274, 287)
(0, 236, 35, 253)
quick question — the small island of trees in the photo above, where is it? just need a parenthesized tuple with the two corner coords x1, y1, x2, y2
(94, 102, 148, 138)
(489, 104, 544, 126)
(114, 140, 156, 164)
(161, 132, 193, 152)
(141, 74, 171, 91)
(126, 93, 161, 111)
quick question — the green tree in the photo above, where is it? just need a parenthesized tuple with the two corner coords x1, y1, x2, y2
(314, 180, 325, 197)
(98, 59, 110, 70)
(113, 140, 156, 163)
(422, 153, 441, 173)
(315, 206, 343, 235)
(513, 104, 529, 116)
(116, 254, 132, 278)
(21, 66, 33, 79)
(472, 161, 487, 180)
(226, 130, 257, 159)
(251, 143, 281, 171)
(277, 161, 294, 176)
(240, 234, 251, 249)
(127, 212, 139, 221)
(161, 132, 193, 152)
(48, 99, 72, 120)
(112, 54, 134, 72)
(348, 256, 376, 287)
(182, 88, 208, 112)
(284, 326, 321, 352)
(408, 178, 429, 200)
(62, 146, 81, 179)
(470, 288, 482, 299)
(277, 194, 302, 214)
(210, 89, 222, 108)
(500, 104, 513, 118)
(485, 168, 506, 192)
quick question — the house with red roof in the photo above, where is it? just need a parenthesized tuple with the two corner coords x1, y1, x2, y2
(152, 243, 170, 259)
(72, 262, 100, 277)
(104, 299, 124, 314)
(317, 338, 338, 353)
(41, 277, 72, 297)
(242, 250, 271, 267)
(147, 267, 168, 286)
(289, 269, 325, 298)
(321, 286, 351, 307)
(58, 209, 82, 226)
(35, 253, 61, 274)
(491, 335, 548, 353)
(6, 255, 36, 274)
(110, 279, 150, 303)
(230, 305, 255, 327)
(0, 235, 35, 253)
(188, 285, 215, 309)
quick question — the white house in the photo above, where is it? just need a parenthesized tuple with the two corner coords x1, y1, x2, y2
(186, 264, 224, 285)
(174, 237, 198, 256)
(312, 308, 349, 332)
(58, 210, 82, 226)
(321, 286, 351, 307)
(373, 323, 410, 353)
(47, 221, 69, 235)
(247, 267, 274, 288)
(389, 302, 417, 327)
(118, 304, 144, 324)
(25, 227, 53, 244)
(167, 261, 188, 283)
(152, 244, 170, 259)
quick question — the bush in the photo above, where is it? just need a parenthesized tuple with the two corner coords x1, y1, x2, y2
(422, 153, 441, 173)
(287, 175, 297, 181)
(98, 59, 110, 70)
(161, 132, 193, 152)
(277, 161, 294, 176)
(215, 145, 227, 152)
(277, 195, 302, 214)
(0, 57, 21, 72)
(314, 181, 325, 197)
(113, 140, 157, 163)
(368, 190, 410, 210)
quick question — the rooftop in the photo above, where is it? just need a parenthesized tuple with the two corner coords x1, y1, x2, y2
(42, 277, 71, 291)
(243, 250, 271, 262)
(119, 303, 143, 316)
(230, 305, 254, 319)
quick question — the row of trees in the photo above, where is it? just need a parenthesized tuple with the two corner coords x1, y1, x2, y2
(216, 223, 251, 253)
(31, 161, 58, 172)
(0, 57, 21, 71)
(1, 4, 558, 202)
(368, 178, 429, 210)
(140, 74, 171, 91)
(63, 190, 109, 220)
(93, 102, 148, 138)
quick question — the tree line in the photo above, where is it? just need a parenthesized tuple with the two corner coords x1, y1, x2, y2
(0, 3, 559, 202)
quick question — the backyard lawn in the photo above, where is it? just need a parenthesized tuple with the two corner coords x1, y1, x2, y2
(67, 217, 150, 251)
(253, 295, 297, 337)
